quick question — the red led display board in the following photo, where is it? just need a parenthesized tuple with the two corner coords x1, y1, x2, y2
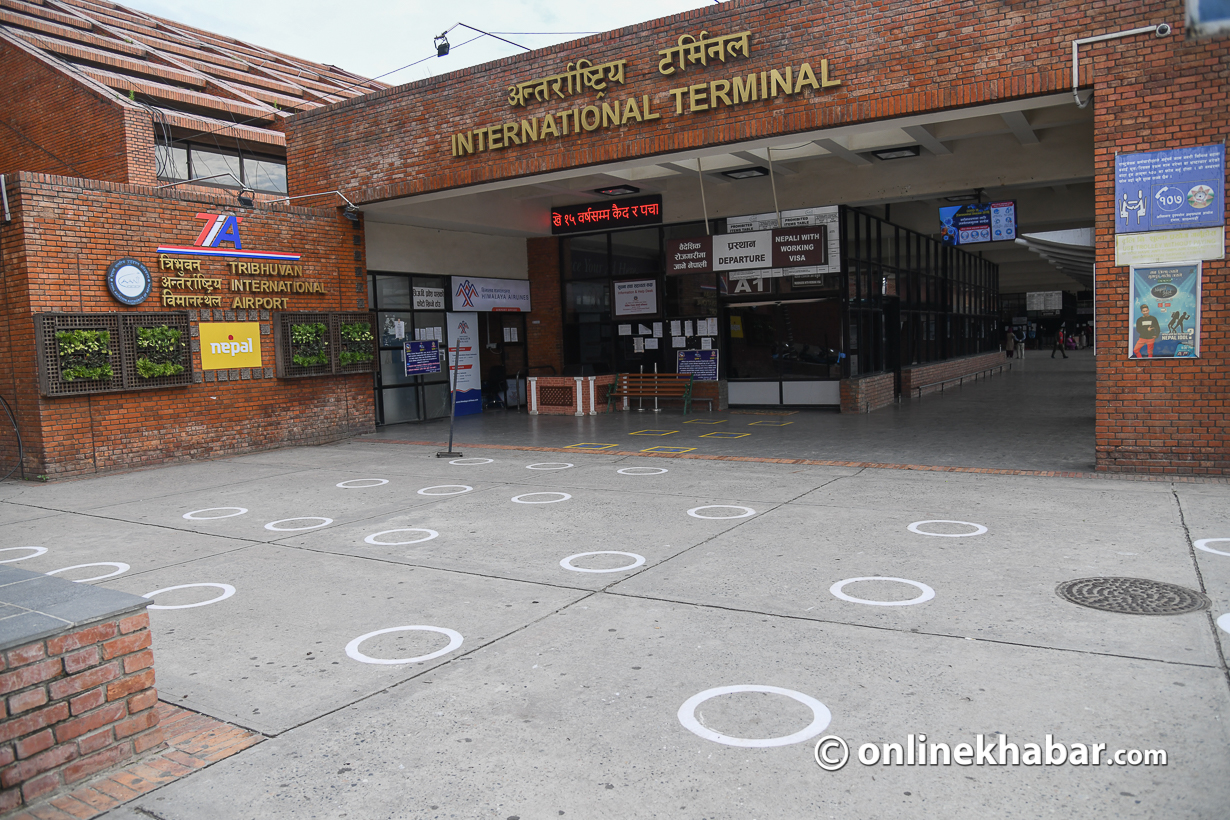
(551, 195, 663, 235)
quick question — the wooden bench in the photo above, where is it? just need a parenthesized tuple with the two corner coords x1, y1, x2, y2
(607, 372, 705, 414)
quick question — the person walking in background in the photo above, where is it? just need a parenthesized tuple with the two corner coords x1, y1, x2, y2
(1052, 328, 1068, 358)
(1005, 329, 1016, 358)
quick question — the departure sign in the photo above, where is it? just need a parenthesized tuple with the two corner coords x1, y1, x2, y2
(939, 201, 1017, 245)
(551, 195, 662, 235)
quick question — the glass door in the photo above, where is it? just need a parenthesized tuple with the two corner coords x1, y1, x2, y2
(725, 298, 844, 406)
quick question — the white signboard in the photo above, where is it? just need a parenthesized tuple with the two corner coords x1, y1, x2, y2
(451, 276, 532, 312)
(725, 206, 841, 273)
(413, 286, 445, 310)
(446, 311, 482, 415)
(1115, 226, 1225, 266)
(713, 231, 772, 271)
(1026, 291, 1064, 311)
(614, 279, 657, 316)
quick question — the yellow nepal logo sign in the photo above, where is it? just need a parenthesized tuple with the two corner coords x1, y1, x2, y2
(199, 322, 263, 369)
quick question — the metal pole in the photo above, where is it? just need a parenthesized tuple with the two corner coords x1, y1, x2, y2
(653, 361, 661, 413)
(436, 320, 462, 458)
(637, 364, 644, 411)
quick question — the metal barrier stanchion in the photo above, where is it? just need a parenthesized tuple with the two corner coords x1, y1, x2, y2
(653, 362, 661, 413)
(637, 365, 644, 412)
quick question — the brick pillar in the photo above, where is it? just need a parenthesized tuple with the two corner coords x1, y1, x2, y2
(526, 237, 563, 375)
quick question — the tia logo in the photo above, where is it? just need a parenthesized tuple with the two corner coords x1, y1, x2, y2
(455, 279, 480, 308)
(157, 213, 301, 262)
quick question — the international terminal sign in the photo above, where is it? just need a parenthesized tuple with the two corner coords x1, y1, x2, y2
(449, 28, 842, 157)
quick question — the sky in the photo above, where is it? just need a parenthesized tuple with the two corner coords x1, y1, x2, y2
(118, 0, 723, 86)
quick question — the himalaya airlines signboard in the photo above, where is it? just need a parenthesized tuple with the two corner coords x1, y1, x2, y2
(450, 276, 532, 312)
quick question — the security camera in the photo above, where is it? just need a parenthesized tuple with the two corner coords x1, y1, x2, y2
(1155, 23, 1171, 37)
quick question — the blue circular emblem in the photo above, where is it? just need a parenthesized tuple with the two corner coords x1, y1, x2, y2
(106, 258, 152, 306)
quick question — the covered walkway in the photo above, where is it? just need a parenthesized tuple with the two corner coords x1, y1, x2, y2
(368, 349, 1096, 474)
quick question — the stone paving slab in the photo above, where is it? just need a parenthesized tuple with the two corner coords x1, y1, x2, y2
(100, 545, 586, 736)
(109, 593, 1230, 820)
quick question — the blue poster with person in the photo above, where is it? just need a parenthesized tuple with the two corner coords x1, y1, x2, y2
(1128, 263, 1201, 359)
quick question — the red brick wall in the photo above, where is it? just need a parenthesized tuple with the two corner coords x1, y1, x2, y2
(0, 611, 161, 813)
(286, 0, 1104, 200)
(0, 38, 139, 184)
(1091, 17, 1229, 475)
(841, 371, 895, 413)
(0, 173, 374, 479)
(900, 351, 1009, 398)
(526, 237, 563, 375)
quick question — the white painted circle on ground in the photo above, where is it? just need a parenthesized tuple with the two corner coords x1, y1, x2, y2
(345, 626, 463, 665)
(364, 529, 439, 546)
(183, 507, 247, 520)
(0, 547, 47, 563)
(417, 485, 473, 496)
(677, 685, 831, 748)
(264, 517, 333, 531)
(144, 583, 236, 610)
(688, 505, 755, 519)
(449, 458, 493, 465)
(907, 519, 988, 537)
(1195, 538, 1230, 557)
(618, 466, 668, 475)
(46, 563, 130, 583)
(1218, 613, 1230, 634)
(512, 492, 571, 504)
(829, 577, 936, 607)
(527, 462, 574, 470)
(560, 551, 646, 573)
(336, 479, 389, 489)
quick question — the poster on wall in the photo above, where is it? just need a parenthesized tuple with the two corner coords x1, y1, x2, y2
(1114, 145, 1224, 234)
(403, 340, 441, 376)
(1128, 262, 1201, 359)
(938, 202, 1016, 245)
(678, 349, 718, 380)
(613, 279, 658, 316)
(446, 312, 483, 414)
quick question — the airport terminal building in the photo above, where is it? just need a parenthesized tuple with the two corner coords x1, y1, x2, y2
(1, 0, 1227, 477)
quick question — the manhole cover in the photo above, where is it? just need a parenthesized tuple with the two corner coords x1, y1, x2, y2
(1056, 577, 1210, 615)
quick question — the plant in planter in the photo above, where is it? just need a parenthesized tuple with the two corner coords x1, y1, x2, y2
(290, 322, 329, 367)
(135, 325, 185, 379)
(56, 329, 113, 382)
(338, 321, 375, 366)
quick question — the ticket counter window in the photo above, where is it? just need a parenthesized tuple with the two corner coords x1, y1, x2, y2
(726, 299, 844, 405)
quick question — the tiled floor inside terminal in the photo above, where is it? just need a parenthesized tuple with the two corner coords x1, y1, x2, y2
(2, 350, 1228, 819)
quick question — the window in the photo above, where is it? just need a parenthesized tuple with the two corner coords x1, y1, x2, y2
(155, 140, 288, 194)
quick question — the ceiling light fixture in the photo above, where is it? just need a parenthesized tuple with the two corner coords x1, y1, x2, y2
(721, 166, 769, 180)
(593, 184, 640, 197)
(944, 193, 978, 202)
(871, 146, 921, 160)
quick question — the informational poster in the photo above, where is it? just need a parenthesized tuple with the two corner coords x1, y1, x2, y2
(614, 280, 658, 316)
(446, 312, 482, 414)
(645, 337, 659, 349)
(1115, 145, 1224, 233)
(939, 202, 1017, 245)
(403, 340, 441, 375)
(451, 276, 531, 312)
(678, 349, 719, 380)
(1128, 262, 1201, 359)
(618, 324, 632, 335)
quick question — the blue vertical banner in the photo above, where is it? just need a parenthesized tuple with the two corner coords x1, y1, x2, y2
(1128, 263, 1201, 359)
(1115, 145, 1225, 233)
(447, 312, 482, 416)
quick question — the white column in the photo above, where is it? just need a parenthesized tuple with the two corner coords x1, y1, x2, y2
(574, 377, 584, 416)
(528, 377, 539, 415)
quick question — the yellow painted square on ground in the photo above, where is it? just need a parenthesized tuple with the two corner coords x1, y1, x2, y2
(565, 443, 618, 450)
(630, 430, 678, 436)
(199, 322, 262, 369)
(684, 419, 727, 424)
(641, 446, 696, 453)
(699, 431, 750, 439)
(748, 420, 794, 426)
